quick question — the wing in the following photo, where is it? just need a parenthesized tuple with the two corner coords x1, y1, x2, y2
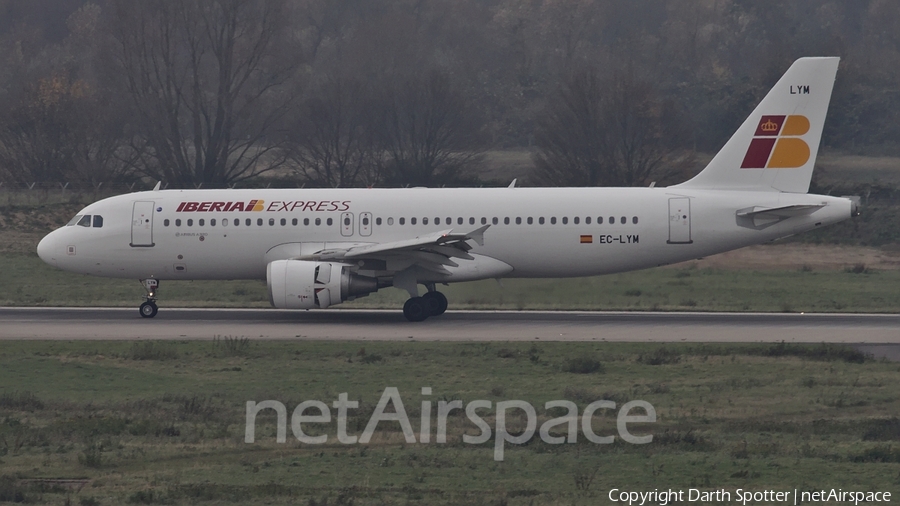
(298, 224, 491, 276)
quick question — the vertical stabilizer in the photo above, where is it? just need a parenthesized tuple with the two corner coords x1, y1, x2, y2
(673, 57, 839, 193)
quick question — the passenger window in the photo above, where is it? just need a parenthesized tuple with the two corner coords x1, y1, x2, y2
(292, 218, 298, 226)
(633, 216, 638, 224)
(539, 217, 545, 225)
(609, 216, 614, 224)
(327, 218, 333, 226)
(527, 217, 533, 225)
(410, 217, 417, 225)
(270, 218, 275, 226)
(586, 217, 592, 224)
(574, 217, 580, 224)
(257, 218, 263, 226)
(469, 217, 475, 225)
(92, 215, 103, 228)
(187, 219, 193, 226)
(445, 217, 451, 225)
(562, 217, 568, 224)
(234, 219, 239, 226)
(246, 218, 251, 226)
(550, 217, 557, 225)
(597, 217, 603, 224)
(422, 217, 428, 225)
(376, 217, 382, 225)
(304, 218, 310, 226)
(400, 218, 405, 225)
(280, 218, 286, 226)
(315, 218, 321, 226)
(222, 218, 228, 227)
(516, 217, 522, 225)
(211, 219, 216, 226)
(387, 217, 394, 225)
(492, 217, 498, 225)
(458, 217, 463, 225)
(164, 219, 170, 227)
(344, 217, 351, 226)
(363, 217, 369, 226)
(504, 217, 510, 225)
(176, 219, 182, 227)
(620, 216, 626, 224)
(481, 217, 487, 225)
(198, 219, 204, 226)
(77, 215, 91, 227)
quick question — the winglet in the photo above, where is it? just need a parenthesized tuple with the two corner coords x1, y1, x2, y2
(465, 224, 490, 246)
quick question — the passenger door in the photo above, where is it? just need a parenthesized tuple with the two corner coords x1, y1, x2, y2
(131, 201, 155, 247)
(667, 197, 692, 244)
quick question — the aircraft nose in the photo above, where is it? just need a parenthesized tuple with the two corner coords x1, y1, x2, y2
(37, 231, 59, 267)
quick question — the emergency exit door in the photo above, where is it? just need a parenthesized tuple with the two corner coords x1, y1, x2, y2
(667, 197, 692, 244)
(341, 212, 354, 236)
(359, 212, 372, 236)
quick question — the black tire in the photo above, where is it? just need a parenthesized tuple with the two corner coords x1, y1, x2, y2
(403, 297, 429, 322)
(139, 301, 158, 318)
(422, 291, 448, 316)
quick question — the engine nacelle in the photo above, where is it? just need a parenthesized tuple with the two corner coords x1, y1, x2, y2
(267, 260, 378, 309)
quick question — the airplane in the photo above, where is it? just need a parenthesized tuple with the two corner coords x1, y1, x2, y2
(37, 57, 857, 321)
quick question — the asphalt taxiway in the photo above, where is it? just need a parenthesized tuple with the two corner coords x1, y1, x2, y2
(0, 308, 897, 346)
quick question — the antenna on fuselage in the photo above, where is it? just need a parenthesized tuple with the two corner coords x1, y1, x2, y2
(153, 181, 162, 191)
(508, 178, 517, 189)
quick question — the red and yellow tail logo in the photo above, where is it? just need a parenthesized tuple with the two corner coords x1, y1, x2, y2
(741, 115, 810, 169)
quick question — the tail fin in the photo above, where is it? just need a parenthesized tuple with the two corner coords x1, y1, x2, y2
(674, 57, 839, 193)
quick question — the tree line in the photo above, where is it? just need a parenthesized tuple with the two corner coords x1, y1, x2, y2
(1, 0, 899, 189)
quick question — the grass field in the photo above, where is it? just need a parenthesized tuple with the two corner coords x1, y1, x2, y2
(3, 252, 900, 313)
(0, 340, 897, 505)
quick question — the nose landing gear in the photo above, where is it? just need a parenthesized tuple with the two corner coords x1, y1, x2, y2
(139, 278, 159, 318)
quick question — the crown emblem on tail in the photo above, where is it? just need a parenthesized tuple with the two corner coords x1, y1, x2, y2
(760, 119, 779, 132)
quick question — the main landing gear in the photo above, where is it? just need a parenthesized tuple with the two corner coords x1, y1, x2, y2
(402, 286, 448, 322)
(139, 278, 159, 318)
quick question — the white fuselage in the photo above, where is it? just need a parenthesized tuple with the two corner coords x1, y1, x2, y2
(37, 187, 853, 283)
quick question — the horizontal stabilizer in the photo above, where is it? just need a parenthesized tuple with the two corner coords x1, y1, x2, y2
(735, 204, 825, 219)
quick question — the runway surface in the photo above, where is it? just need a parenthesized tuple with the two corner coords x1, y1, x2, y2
(0, 307, 898, 345)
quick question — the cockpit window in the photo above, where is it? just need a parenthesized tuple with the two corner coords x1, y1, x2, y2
(66, 214, 104, 227)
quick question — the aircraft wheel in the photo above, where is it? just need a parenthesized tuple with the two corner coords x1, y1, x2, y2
(422, 291, 448, 316)
(139, 301, 158, 318)
(403, 297, 429, 322)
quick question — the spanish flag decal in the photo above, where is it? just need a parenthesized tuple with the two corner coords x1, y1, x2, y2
(580, 235, 593, 244)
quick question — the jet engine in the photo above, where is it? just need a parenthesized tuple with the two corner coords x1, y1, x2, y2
(267, 260, 378, 309)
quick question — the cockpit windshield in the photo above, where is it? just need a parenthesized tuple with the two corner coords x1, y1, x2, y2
(66, 214, 103, 228)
